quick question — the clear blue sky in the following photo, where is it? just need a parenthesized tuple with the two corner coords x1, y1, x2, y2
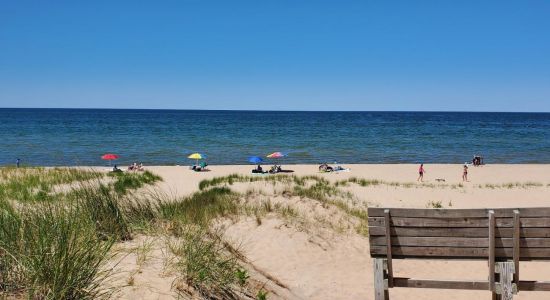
(1, 0, 549, 111)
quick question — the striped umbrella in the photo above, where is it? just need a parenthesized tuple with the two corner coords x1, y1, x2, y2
(266, 152, 286, 158)
(188, 153, 206, 165)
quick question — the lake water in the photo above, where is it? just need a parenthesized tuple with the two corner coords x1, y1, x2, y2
(1, 109, 549, 166)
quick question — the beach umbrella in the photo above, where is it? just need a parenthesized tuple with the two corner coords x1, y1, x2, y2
(248, 156, 264, 164)
(101, 153, 119, 166)
(188, 153, 206, 165)
(266, 152, 286, 159)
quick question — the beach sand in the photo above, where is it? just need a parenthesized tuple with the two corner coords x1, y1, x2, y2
(105, 164, 550, 299)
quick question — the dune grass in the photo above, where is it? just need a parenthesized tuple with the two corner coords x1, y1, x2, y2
(0, 167, 163, 299)
(159, 187, 239, 226)
(169, 225, 242, 299)
(73, 183, 132, 241)
(108, 170, 162, 195)
(0, 200, 115, 299)
(200, 174, 371, 236)
(0, 167, 103, 202)
(2, 169, 381, 299)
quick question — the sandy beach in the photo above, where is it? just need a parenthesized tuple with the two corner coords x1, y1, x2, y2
(98, 164, 550, 300)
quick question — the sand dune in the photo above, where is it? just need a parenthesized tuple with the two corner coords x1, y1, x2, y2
(103, 164, 550, 299)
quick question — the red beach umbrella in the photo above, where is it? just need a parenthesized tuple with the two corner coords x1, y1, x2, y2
(101, 153, 119, 166)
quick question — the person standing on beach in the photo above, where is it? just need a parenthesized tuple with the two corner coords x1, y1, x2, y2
(417, 164, 425, 182)
(16, 158, 20, 168)
(463, 164, 468, 182)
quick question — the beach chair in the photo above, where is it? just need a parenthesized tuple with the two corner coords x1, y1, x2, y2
(367, 207, 550, 300)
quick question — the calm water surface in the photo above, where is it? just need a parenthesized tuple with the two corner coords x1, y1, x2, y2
(1, 109, 549, 166)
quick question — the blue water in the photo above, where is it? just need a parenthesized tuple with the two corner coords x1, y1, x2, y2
(1, 108, 550, 166)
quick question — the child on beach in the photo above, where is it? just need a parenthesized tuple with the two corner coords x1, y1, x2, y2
(463, 164, 468, 181)
(417, 164, 425, 182)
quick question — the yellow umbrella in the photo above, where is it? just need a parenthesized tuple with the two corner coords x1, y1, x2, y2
(188, 153, 205, 160)
(188, 153, 206, 165)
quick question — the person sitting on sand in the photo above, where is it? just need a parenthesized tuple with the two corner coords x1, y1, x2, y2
(417, 164, 425, 182)
(463, 164, 469, 182)
(269, 165, 278, 174)
(112, 165, 122, 173)
(191, 161, 208, 172)
(252, 164, 265, 174)
(319, 163, 334, 172)
(137, 162, 144, 171)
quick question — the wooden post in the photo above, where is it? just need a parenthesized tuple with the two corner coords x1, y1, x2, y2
(488, 210, 496, 294)
(495, 262, 516, 300)
(373, 258, 389, 300)
(384, 209, 394, 287)
(512, 210, 520, 289)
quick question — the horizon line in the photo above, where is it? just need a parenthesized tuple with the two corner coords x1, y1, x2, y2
(1, 107, 550, 114)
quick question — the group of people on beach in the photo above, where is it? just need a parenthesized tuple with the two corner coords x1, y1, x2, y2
(252, 164, 283, 174)
(417, 162, 476, 183)
(127, 162, 144, 172)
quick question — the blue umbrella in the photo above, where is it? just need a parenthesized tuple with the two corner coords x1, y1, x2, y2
(248, 156, 264, 164)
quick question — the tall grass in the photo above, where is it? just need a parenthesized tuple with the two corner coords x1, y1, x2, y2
(0, 167, 165, 299)
(108, 170, 162, 195)
(74, 183, 131, 241)
(0, 201, 114, 299)
(0, 167, 103, 202)
(159, 187, 238, 226)
(169, 225, 241, 299)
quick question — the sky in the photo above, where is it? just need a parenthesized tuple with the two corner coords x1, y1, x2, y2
(0, 0, 549, 112)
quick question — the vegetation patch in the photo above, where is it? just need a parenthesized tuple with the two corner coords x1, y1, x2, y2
(169, 226, 243, 299)
(0, 167, 102, 202)
(108, 170, 162, 195)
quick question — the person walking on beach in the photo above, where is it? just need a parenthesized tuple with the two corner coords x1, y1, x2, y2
(463, 164, 469, 182)
(16, 158, 20, 168)
(417, 164, 425, 182)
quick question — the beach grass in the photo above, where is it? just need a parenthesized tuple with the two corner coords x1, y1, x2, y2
(0, 167, 103, 202)
(108, 170, 162, 195)
(1, 168, 384, 299)
(0, 167, 163, 299)
(158, 187, 239, 226)
(0, 200, 115, 299)
(168, 225, 242, 299)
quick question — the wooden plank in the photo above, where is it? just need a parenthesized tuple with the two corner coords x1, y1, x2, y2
(518, 281, 550, 291)
(369, 226, 550, 239)
(369, 236, 550, 248)
(392, 278, 489, 290)
(489, 210, 496, 292)
(513, 210, 520, 286)
(368, 207, 550, 218)
(384, 209, 393, 288)
(392, 278, 550, 291)
(373, 258, 388, 300)
(368, 217, 489, 227)
(368, 216, 550, 228)
(495, 262, 515, 299)
(370, 245, 550, 259)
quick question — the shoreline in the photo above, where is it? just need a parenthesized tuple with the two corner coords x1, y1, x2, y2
(87, 164, 550, 206)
